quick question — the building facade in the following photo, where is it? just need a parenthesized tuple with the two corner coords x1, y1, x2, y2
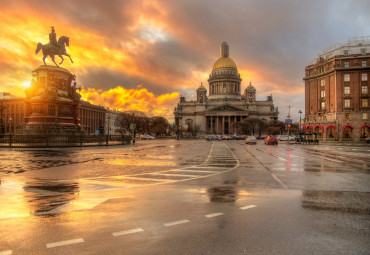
(174, 42, 279, 134)
(0, 93, 26, 134)
(304, 36, 370, 141)
(105, 109, 122, 135)
(79, 101, 106, 134)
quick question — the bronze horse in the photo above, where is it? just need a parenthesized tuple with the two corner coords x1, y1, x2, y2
(36, 36, 73, 67)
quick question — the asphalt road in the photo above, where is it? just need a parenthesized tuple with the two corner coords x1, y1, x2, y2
(0, 140, 369, 255)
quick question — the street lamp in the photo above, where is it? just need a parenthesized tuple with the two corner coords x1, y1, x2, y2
(298, 110, 302, 132)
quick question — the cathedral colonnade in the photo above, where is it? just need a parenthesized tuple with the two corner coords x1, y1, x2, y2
(204, 115, 248, 134)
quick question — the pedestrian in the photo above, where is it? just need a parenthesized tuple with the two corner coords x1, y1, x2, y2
(132, 139, 135, 145)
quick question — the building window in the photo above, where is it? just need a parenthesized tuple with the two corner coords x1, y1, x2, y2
(345, 113, 350, 120)
(344, 62, 349, 68)
(344, 86, 350, 95)
(321, 101, 325, 110)
(344, 99, 350, 108)
(320, 90, 325, 98)
(362, 99, 368, 107)
(362, 86, 368, 94)
(363, 113, 368, 120)
(361, 48, 366, 55)
(362, 60, 367, 67)
(362, 73, 368, 81)
(343, 50, 348, 55)
(344, 74, 350, 82)
(320, 79, 325, 86)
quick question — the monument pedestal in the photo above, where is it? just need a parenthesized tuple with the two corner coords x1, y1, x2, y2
(23, 65, 81, 135)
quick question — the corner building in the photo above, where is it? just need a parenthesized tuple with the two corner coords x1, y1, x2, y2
(304, 37, 370, 141)
(174, 42, 278, 134)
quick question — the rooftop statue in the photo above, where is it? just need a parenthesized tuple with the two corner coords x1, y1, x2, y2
(36, 26, 73, 67)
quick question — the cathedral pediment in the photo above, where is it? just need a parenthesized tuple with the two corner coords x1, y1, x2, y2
(207, 104, 245, 112)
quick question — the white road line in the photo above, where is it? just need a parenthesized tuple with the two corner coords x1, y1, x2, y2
(338, 148, 342, 150)
(145, 173, 200, 178)
(167, 169, 219, 173)
(205, 212, 224, 218)
(240, 205, 257, 210)
(278, 157, 287, 161)
(256, 156, 262, 159)
(112, 228, 144, 237)
(46, 238, 84, 248)
(0, 250, 12, 255)
(163, 219, 189, 227)
(352, 149, 357, 151)
(271, 173, 288, 189)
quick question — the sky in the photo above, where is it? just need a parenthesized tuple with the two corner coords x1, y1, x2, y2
(0, 0, 369, 122)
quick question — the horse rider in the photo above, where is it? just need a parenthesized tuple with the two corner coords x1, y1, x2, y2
(49, 26, 58, 48)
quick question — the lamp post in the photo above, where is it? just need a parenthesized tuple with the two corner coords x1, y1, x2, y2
(9, 117, 12, 135)
(298, 110, 302, 132)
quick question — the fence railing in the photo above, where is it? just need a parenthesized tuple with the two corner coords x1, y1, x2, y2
(0, 134, 132, 148)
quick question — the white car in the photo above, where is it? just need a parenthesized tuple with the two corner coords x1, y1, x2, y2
(245, 136, 257, 144)
(140, 134, 155, 140)
(278, 135, 289, 141)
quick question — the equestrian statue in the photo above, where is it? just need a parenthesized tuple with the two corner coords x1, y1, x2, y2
(36, 27, 73, 67)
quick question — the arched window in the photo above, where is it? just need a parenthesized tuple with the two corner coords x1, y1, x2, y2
(314, 125, 323, 138)
(326, 126, 336, 140)
(343, 125, 353, 140)
(360, 125, 370, 139)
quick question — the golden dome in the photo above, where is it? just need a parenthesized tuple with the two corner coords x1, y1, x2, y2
(212, 57, 237, 70)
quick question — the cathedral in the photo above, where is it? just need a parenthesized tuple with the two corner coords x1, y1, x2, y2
(174, 42, 279, 134)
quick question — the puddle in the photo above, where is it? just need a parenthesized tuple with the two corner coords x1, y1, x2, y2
(301, 190, 370, 215)
(207, 185, 237, 203)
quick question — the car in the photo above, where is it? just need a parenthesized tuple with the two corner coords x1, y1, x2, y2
(278, 135, 288, 141)
(140, 134, 155, 140)
(245, 136, 257, 145)
(365, 137, 370, 143)
(206, 135, 216, 141)
(264, 135, 278, 145)
(288, 135, 296, 141)
(257, 135, 266, 140)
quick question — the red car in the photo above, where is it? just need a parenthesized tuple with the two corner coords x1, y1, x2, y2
(264, 135, 278, 145)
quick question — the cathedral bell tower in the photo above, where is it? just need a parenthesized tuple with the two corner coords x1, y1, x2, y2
(196, 83, 207, 103)
(245, 81, 256, 102)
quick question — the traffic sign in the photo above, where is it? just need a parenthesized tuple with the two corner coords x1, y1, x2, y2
(285, 119, 292, 124)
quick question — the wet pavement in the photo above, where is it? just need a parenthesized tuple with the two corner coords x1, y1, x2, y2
(0, 140, 369, 254)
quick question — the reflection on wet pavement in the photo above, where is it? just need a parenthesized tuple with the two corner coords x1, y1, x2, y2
(302, 190, 370, 214)
(0, 142, 239, 219)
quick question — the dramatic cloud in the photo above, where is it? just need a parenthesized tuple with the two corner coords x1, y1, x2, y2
(0, 0, 369, 121)
(80, 86, 179, 119)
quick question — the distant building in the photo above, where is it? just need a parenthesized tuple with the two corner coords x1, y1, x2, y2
(174, 42, 278, 134)
(0, 93, 26, 134)
(304, 36, 370, 141)
(105, 109, 122, 135)
(79, 101, 106, 134)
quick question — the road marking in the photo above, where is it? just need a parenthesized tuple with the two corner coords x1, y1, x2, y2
(168, 169, 219, 173)
(0, 250, 12, 255)
(352, 149, 357, 151)
(205, 212, 224, 218)
(338, 148, 342, 150)
(256, 156, 262, 159)
(112, 228, 144, 237)
(240, 205, 257, 210)
(163, 219, 190, 227)
(145, 173, 201, 178)
(278, 157, 287, 161)
(46, 238, 84, 248)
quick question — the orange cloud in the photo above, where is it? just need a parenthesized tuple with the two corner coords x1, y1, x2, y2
(80, 86, 180, 120)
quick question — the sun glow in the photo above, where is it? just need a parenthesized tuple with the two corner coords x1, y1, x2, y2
(22, 81, 31, 87)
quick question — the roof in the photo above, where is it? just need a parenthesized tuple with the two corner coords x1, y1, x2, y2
(309, 36, 370, 65)
(212, 57, 237, 70)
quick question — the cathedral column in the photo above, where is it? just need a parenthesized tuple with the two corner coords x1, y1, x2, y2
(210, 116, 213, 133)
(222, 116, 225, 134)
(216, 116, 219, 134)
(204, 117, 208, 134)
(228, 116, 231, 134)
